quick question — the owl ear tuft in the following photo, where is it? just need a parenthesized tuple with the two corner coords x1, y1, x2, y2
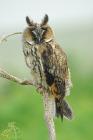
(26, 16, 34, 26)
(41, 14, 49, 26)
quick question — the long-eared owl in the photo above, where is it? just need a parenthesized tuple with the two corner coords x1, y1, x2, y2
(22, 14, 73, 120)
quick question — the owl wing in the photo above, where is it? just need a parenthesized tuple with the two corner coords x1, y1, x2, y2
(41, 43, 72, 98)
(41, 43, 73, 119)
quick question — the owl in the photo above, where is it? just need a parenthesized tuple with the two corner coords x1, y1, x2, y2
(22, 14, 73, 120)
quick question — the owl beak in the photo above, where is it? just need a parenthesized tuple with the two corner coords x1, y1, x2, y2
(36, 36, 42, 44)
(38, 37, 41, 43)
(32, 28, 43, 44)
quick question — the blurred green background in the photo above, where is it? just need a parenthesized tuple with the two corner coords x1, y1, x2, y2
(0, 0, 93, 140)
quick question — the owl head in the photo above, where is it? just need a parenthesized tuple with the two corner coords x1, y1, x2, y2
(23, 14, 54, 45)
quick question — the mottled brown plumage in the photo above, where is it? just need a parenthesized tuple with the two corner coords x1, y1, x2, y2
(22, 14, 73, 120)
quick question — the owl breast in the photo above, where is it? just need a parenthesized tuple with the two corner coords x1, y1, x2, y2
(23, 42, 47, 87)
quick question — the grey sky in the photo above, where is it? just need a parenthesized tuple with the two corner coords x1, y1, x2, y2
(0, 0, 93, 29)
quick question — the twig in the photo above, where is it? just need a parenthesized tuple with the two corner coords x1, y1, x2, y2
(0, 32, 22, 44)
(0, 67, 34, 85)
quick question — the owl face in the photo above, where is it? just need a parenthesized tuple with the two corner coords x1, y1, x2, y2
(23, 14, 54, 45)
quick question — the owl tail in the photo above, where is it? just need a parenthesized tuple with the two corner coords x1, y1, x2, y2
(55, 98, 73, 120)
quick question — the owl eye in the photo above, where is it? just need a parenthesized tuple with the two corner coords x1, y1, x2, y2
(42, 26, 54, 42)
(31, 30, 38, 41)
(42, 26, 47, 30)
(42, 29, 47, 36)
(41, 27, 47, 36)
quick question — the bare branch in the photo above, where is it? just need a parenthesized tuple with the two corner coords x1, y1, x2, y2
(0, 32, 22, 44)
(0, 67, 34, 86)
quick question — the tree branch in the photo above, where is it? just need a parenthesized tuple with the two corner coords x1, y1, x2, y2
(0, 67, 34, 85)
(0, 32, 22, 44)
